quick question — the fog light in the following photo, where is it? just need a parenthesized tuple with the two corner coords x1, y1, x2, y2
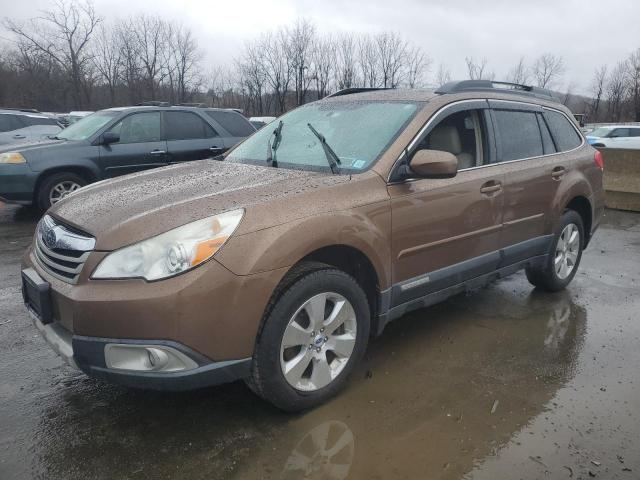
(104, 344, 198, 372)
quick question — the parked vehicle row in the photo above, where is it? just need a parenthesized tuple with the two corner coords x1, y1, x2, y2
(0, 109, 62, 146)
(19, 80, 604, 411)
(0, 105, 256, 210)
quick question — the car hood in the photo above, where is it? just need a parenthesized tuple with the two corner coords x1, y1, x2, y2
(50, 160, 354, 250)
(0, 138, 69, 154)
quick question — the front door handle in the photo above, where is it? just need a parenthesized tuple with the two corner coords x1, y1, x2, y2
(150, 149, 166, 155)
(551, 166, 566, 180)
(480, 181, 502, 195)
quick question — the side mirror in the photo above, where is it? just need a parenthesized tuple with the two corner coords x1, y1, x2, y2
(102, 131, 120, 145)
(409, 149, 458, 178)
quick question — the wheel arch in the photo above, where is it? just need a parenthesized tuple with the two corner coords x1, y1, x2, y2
(33, 165, 98, 203)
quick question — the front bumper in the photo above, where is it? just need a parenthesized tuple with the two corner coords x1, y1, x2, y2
(0, 163, 37, 204)
(27, 307, 251, 391)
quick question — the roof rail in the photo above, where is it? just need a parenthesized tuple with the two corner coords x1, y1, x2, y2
(136, 101, 171, 107)
(1, 107, 41, 113)
(326, 87, 394, 98)
(435, 80, 557, 101)
(177, 103, 208, 108)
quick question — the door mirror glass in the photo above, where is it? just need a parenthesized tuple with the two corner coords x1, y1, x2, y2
(410, 149, 458, 178)
(102, 131, 120, 145)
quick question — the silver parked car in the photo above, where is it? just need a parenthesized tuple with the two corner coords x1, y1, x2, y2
(0, 109, 62, 146)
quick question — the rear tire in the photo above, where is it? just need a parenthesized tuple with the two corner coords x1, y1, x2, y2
(37, 172, 87, 211)
(247, 263, 370, 412)
(526, 210, 584, 292)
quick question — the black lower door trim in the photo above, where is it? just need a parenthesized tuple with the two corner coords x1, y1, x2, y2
(391, 235, 553, 308)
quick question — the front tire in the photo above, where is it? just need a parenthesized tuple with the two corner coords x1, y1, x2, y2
(247, 263, 370, 412)
(526, 210, 584, 292)
(37, 172, 87, 211)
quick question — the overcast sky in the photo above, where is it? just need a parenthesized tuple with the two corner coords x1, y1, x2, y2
(3, 0, 638, 94)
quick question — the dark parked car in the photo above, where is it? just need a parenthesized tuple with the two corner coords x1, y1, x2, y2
(0, 109, 62, 146)
(0, 106, 255, 210)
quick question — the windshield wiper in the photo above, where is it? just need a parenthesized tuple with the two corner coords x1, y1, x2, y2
(266, 120, 284, 167)
(307, 123, 341, 174)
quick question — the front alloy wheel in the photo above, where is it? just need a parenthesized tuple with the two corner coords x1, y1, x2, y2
(247, 263, 370, 411)
(49, 180, 82, 205)
(280, 292, 357, 392)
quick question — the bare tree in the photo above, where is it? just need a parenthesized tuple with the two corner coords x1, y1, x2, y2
(405, 46, 430, 88)
(92, 22, 121, 105)
(606, 61, 629, 122)
(260, 30, 292, 114)
(589, 65, 608, 121)
(626, 49, 640, 121)
(3, 0, 101, 108)
(286, 19, 315, 105)
(171, 25, 202, 103)
(310, 35, 335, 99)
(128, 15, 169, 100)
(236, 39, 267, 114)
(375, 32, 408, 88)
(335, 33, 358, 90)
(507, 57, 529, 84)
(465, 57, 494, 80)
(531, 53, 565, 89)
(435, 63, 451, 86)
(358, 35, 379, 88)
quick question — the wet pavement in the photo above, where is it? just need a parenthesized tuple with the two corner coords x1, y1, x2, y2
(0, 204, 639, 480)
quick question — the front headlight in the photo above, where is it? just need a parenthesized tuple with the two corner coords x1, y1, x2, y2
(92, 209, 244, 281)
(0, 152, 26, 164)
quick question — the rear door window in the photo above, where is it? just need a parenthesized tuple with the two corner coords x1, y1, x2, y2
(0, 114, 25, 132)
(630, 128, 640, 137)
(493, 110, 543, 161)
(205, 110, 255, 137)
(165, 111, 216, 140)
(537, 113, 556, 154)
(544, 110, 582, 151)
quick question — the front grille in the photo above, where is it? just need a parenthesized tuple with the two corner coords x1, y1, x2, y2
(33, 216, 95, 284)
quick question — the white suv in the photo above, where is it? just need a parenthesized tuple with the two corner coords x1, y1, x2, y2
(586, 125, 640, 149)
(0, 109, 62, 146)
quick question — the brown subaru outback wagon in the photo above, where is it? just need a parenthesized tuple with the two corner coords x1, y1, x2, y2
(22, 81, 604, 411)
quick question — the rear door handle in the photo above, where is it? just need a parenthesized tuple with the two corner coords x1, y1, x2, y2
(150, 149, 166, 155)
(13, 134, 26, 139)
(480, 181, 502, 195)
(551, 166, 566, 180)
(209, 146, 223, 153)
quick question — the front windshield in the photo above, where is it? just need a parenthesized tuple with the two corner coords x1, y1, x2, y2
(226, 101, 420, 173)
(58, 111, 119, 141)
(587, 127, 612, 138)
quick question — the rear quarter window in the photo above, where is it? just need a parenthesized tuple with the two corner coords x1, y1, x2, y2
(493, 110, 543, 161)
(544, 110, 582, 151)
(205, 110, 255, 137)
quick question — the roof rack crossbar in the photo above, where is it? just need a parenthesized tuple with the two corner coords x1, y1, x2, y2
(435, 80, 556, 101)
(326, 87, 394, 98)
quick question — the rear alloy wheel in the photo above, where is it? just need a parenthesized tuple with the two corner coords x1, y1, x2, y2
(248, 264, 370, 412)
(37, 172, 87, 211)
(526, 210, 584, 291)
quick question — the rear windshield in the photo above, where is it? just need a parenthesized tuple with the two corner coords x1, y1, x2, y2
(58, 111, 119, 141)
(227, 101, 420, 173)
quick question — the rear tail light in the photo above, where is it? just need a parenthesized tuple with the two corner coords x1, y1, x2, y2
(594, 150, 604, 171)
